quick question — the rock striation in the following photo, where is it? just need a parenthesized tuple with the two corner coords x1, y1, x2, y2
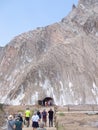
(0, 0, 98, 105)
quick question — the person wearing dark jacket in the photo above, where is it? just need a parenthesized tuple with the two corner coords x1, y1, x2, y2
(18, 112, 23, 123)
(48, 108, 54, 127)
(14, 117, 23, 130)
(37, 110, 41, 120)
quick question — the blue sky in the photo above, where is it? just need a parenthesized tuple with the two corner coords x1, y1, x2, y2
(0, 0, 78, 47)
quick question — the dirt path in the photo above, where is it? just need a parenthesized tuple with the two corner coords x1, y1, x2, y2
(23, 126, 56, 130)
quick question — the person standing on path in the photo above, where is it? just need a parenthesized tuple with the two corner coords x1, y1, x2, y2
(32, 111, 39, 130)
(48, 108, 54, 127)
(42, 109, 47, 127)
(25, 107, 31, 127)
(14, 117, 23, 130)
(18, 112, 23, 123)
(37, 110, 41, 121)
(7, 115, 15, 130)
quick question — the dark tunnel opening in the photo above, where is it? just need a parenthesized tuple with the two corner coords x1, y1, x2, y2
(38, 97, 53, 106)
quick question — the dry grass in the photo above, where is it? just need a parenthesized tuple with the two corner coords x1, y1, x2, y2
(0, 109, 5, 127)
(56, 105, 98, 130)
(1, 104, 98, 130)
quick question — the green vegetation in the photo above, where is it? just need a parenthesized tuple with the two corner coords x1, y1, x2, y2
(0, 103, 4, 111)
(56, 123, 65, 130)
(30, 109, 34, 116)
(59, 112, 65, 116)
(17, 109, 24, 113)
(0, 104, 5, 127)
(58, 125, 65, 130)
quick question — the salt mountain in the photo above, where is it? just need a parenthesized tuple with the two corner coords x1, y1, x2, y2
(0, 0, 98, 105)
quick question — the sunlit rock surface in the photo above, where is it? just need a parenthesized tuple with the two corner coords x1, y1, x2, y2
(0, 0, 98, 105)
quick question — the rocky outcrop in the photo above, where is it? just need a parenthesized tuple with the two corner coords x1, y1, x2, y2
(0, 0, 98, 105)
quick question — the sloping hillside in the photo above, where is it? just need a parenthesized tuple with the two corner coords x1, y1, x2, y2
(0, 0, 98, 105)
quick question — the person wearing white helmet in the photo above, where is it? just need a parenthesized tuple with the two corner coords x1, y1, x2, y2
(7, 115, 15, 130)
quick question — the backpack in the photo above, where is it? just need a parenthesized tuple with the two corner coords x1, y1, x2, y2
(37, 111, 41, 119)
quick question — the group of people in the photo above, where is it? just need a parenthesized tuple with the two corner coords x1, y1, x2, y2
(41, 108, 54, 127)
(7, 107, 54, 130)
(28, 108, 54, 130)
(7, 113, 23, 130)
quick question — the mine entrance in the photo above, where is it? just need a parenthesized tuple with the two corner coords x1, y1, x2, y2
(43, 97, 53, 106)
(38, 97, 53, 106)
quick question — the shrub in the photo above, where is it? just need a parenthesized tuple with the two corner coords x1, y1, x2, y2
(59, 112, 65, 116)
(0, 103, 3, 111)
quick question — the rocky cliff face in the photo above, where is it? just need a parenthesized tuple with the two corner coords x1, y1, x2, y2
(0, 0, 98, 105)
